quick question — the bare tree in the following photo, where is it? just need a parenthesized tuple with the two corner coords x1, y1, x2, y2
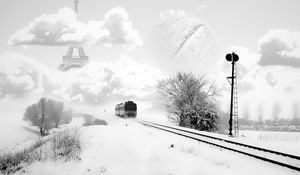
(47, 99, 64, 128)
(258, 103, 263, 125)
(292, 102, 300, 125)
(293, 102, 299, 119)
(23, 97, 49, 135)
(272, 102, 281, 122)
(61, 109, 72, 125)
(242, 103, 250, 120)
(23, 104, 40, 128)
(23, 97, 72, 135)
(157, 72, 218, 131)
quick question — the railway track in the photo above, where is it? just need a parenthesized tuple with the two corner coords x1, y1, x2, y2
(139, 120, 300, 172)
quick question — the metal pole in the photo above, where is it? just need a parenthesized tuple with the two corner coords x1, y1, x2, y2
(229, 59, 235, 136)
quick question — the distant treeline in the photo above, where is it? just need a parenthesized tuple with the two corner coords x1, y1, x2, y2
(239, 118, 300, 132)
(216, 110, 300, 133)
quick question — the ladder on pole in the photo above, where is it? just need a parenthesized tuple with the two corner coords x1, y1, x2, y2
(233, 64, 239, 137)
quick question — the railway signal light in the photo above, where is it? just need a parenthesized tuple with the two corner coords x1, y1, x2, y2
(226, 52, 239, 137)
(226, 52, 239, 62)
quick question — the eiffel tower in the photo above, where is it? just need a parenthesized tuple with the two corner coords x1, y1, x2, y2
(58, 0, 89, 71)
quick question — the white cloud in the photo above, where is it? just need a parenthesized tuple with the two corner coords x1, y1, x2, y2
(103, 7, 143, 49)
(258, 29, 300, 67)
(8, 7, 142, 49)
(0, 52, 43, 98)
(0, 52, 162, 105)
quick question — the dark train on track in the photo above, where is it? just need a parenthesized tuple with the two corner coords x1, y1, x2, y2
(115, 101, 137, 118)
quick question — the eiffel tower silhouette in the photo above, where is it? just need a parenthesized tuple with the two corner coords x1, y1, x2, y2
(58, 0, 89, 71)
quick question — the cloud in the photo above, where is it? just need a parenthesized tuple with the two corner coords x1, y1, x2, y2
(0, 52, 162, 105)
(8, 7, 142, 49)
(0, 52, 43, 98)
(258, 29, 300, 67)
(103, 7, 142, 48)
(158, 9, 218, 61)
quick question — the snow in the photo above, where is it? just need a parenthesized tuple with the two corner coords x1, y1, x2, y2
(146, 120, 300, 157)
(0, 109, 39, 154)
(140, 121, 300, 168)
(239, 130, 300, 156)
(16, 117, 299, 175)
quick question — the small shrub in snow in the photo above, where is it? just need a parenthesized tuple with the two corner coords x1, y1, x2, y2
(0, 128, 81, 174)
(83, 118, 107, 126)
(51, 128, 81, 161)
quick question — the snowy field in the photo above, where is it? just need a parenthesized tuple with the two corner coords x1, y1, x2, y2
(14, 117, 299, 175)
(1, 105, 299, 175)
(0, 100, 39, 154)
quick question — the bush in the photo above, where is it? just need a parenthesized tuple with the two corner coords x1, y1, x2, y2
(83, 118, 107, 126)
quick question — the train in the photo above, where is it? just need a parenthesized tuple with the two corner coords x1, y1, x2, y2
(115, 101, 137, 118)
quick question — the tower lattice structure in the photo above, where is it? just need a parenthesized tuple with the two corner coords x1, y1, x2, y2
(58, 0, 89, 71)
(233, 64, 239, 137)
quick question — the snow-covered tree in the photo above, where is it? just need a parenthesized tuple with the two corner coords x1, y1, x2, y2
(158, 72, 218, 131)
(24, 97, 50, 135)
(47, 99, 64, 128)
(61, 109, 72, 125)
(23, 97, 72, 135)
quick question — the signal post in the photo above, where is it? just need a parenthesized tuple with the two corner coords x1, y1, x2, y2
(226, 52, 239, 136)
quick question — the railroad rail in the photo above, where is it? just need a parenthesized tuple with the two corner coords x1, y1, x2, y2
(139, 120, 300, 172)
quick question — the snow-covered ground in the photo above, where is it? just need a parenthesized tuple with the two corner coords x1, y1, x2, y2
(145, 121, 300, 157)
(239, 130, 300, 156)
(0, 104, 39, 154)
(15, 117, 299, 175)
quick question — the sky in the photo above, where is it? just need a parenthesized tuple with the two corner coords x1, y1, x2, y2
(1, 0, 300, 121)
(2, 0, 300, 69)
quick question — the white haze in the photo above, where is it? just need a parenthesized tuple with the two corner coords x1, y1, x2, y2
(2, 7, 300, 147)
(0, 52, 162, 103)
(0, 51, 164, 149)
